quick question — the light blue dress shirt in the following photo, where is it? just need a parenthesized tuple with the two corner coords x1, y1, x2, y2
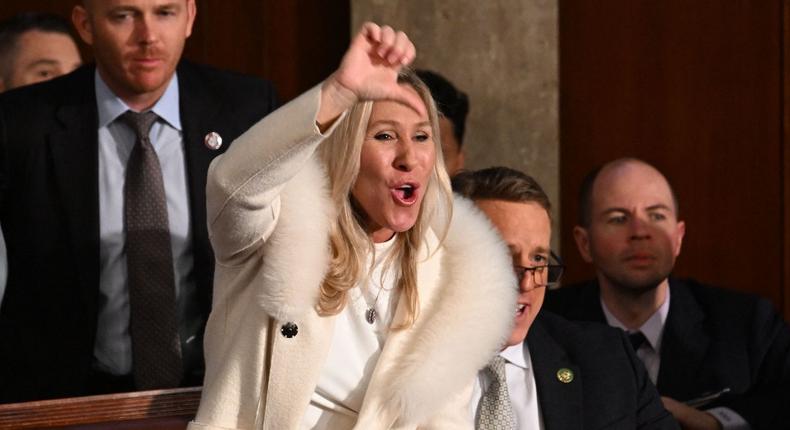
(93, 71, 198, 376)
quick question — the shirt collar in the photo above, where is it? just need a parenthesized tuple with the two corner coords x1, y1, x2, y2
(94, 70, 182, 130)
(601, 287, 670, 352)
(500, 342, 529, 370)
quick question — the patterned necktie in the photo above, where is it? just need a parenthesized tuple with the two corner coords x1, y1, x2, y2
(478, 355, 517, 430)
(629, 331, 648, 351)
(120, 110, 183, 390)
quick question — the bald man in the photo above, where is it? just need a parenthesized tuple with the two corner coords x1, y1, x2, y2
(544, 158, 790, 430)
(455, 167, 677, 429)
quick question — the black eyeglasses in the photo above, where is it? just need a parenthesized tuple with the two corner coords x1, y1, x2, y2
(513, 251, 564, 288)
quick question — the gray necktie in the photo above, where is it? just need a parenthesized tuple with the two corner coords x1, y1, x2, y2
(478, 355, 517, 430)
(121, 110, 182, 390)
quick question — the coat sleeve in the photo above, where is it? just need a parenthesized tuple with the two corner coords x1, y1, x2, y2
(191, 85, 345, 430)
(712, 297, 790, 429)
(205, 83, 345, 266)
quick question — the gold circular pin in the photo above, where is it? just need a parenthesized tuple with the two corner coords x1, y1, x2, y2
(556, 368, 574, 384)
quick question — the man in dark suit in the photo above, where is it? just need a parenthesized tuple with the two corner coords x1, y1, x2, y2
(453, 167, 678, 429)
(544, 158, 790, 429)
(0, 0, 276, 403)
(0, 12, 85, 305)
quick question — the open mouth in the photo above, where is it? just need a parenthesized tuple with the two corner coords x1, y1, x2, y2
(391, 183, 419, 205)
(398, 184, 415, 199)
(516, 303, 527, 317)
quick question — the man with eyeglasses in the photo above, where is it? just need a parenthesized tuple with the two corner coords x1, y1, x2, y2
(544, 158, 790, 429)
(453, 166, 678, 429)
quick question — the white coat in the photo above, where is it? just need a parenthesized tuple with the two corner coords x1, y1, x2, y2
(189, 86, 517, 429)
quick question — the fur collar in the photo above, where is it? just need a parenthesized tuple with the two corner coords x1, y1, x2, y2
(370, 195, 517, 425)
(256, 156, 517, 422)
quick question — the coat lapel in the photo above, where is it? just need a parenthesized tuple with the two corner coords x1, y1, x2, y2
(656, 280, 709, 400)
(48, 67, 100, 307)
(528, 316, 583, 430)
(578, 281, 608, 322)
(177, 62, 227, 309)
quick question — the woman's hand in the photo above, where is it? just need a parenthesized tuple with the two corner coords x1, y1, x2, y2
(317, 22, 423, 129)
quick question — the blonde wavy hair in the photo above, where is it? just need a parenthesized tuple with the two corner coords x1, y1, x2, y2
(316, 70, 453, 328)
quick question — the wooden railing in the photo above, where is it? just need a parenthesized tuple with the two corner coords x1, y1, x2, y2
(0, 387, 201, 429)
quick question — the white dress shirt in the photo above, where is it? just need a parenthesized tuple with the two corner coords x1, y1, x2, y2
(471, 343, 544, 430)
(601, 289, 750, 430)
(93, 71, 198, 376)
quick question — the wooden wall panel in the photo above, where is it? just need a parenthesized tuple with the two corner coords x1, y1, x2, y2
(0, 1, 350, 102)
(186, 1, 350, 102)
(559, 1, 787, 316)
(784, 0, 789, 318)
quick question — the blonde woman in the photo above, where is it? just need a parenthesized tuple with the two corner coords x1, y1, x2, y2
(190, 23, 516, 429)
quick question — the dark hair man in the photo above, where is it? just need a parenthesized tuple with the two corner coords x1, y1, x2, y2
(0, 12, 83, 307)
(454, 167, 678, 429)
(0, 0, 277, 402)
(0, 12, 82, 92)
(545, 158, 790, 429)
(416, 69, 468, 176)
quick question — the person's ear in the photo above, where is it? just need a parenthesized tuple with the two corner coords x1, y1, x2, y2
(72, 5, 94, 46)
(673, 220, 685, 257)
(185, 0, 197, 38)
(573, 225, 593, 263)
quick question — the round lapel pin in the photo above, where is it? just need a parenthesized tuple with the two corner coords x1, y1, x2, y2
(204, 131, 223, 150)
(556, 367, 574, 384)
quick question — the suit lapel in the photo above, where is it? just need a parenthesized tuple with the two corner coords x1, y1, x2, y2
(579, 281, 608, 322)
(557, 281, 608, 323)
(656, 280, 709, 400)
(48, 67, 100, 304)
(528, 317, 583, 430)
(176, 62, 226, 308)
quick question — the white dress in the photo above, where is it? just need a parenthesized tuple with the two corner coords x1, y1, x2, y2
(302, 235, 401, 429)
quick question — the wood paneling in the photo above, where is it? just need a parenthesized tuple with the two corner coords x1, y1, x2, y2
(0, 387, 199, 429)
(559, 1, 787, 316)
(185, 0, 349, 102)
(0, 1, 350, 102)
(784, 0, 789, 318)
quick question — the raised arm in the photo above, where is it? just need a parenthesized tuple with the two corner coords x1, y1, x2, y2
(206, 23, 419, 265)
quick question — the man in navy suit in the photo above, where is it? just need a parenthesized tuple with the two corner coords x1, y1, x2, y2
(544, 158, 790, 429)
(453, 167, 678, 429)
(0, 0, 276, 402)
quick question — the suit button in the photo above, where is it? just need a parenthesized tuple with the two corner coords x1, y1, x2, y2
(280, 322, 298, 338)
